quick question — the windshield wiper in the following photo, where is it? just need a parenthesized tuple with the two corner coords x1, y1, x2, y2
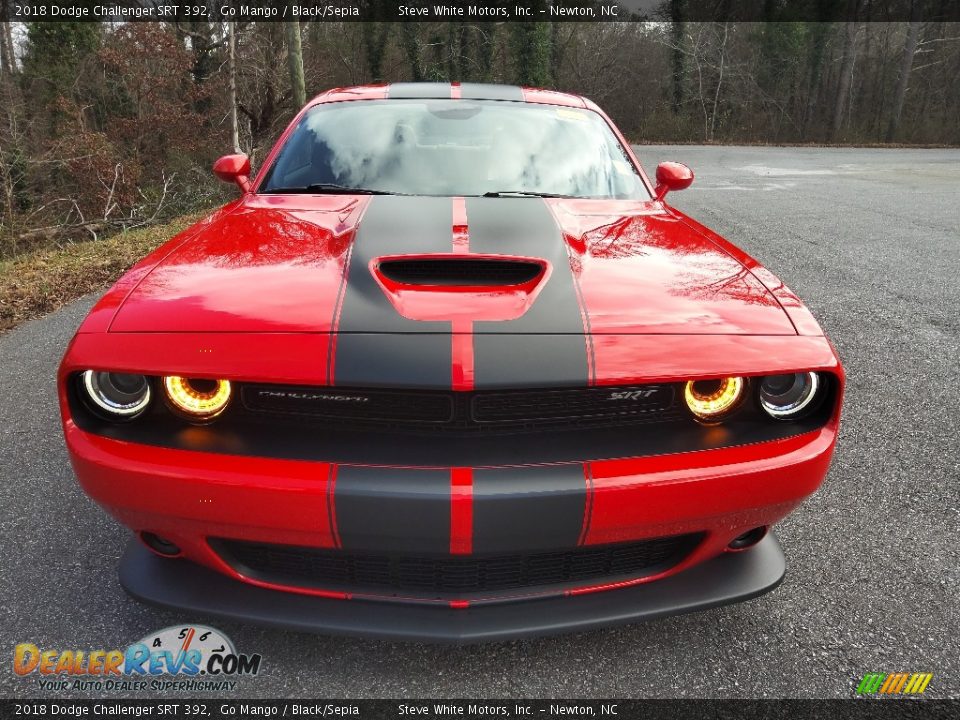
(481, 190, 579, 198)
(265, 183, 398, 195)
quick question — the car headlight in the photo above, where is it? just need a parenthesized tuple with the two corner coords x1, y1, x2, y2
(80, 370, 151, 420)
(163, 376, 232, 421)
(684, 377, 744, 422)
(759, 372, 821, 419)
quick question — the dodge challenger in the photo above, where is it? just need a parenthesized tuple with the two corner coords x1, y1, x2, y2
(58, 83, 844, 642)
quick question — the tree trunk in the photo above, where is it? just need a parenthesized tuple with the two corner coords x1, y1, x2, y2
(446, 23, 460, 81)
(475, 24, 496, 82)
(801, 23, 830, 139)
(510, 3, 551, 87)
(550, 21, 562, 86)
(228, 22, 240, 153)
(708, 22, 730, 142)
(401, 24, 424, 81)
(0, 22, 14, 75)
(885, 19, 922, 142)
(831, 22, 858, 142)
(670, 1, 685, 114)
(285, 20, 306, 109)
(363, 23, 391, 83)
(5, 22, 14, 72)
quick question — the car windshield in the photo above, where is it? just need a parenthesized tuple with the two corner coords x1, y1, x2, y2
(258, 99, 648, 199)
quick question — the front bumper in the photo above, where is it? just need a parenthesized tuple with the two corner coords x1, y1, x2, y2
(66, 418, 835, 610)
(120, 532, 786, 643)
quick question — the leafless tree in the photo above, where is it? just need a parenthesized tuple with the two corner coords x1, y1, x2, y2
(285, 20, 306, 108)
(832, 21, 861, 141)
(886, 19, 923, 141)
(228, 22, 240, 152)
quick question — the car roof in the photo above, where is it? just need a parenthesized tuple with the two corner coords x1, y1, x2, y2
(310, 83, 593, 109)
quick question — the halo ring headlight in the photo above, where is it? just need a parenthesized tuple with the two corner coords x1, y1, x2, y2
(759, 372, 821, 419)
(163, 376, 232, 421)
(684, 377, 744, 422)
(80, 370, 151, 420)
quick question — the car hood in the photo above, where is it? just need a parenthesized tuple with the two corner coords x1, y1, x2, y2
(109, 195, 795, 337)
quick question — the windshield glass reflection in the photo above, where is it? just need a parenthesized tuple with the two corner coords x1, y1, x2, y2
(260, 100, 648, 199)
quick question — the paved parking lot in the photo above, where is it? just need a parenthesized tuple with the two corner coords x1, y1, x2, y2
(1, 146, 957, 699)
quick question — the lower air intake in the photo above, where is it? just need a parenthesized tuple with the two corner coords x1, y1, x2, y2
(212, 534, 702, 602)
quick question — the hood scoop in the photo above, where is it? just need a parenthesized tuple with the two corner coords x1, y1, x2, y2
(371, 254, 551, 322)
(376, 256, 544, 287)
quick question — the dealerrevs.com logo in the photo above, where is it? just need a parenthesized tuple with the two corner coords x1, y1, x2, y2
(13, 625, 262, 692)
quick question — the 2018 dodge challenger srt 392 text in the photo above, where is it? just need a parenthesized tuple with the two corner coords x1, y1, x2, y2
(58, 83, 843, 642)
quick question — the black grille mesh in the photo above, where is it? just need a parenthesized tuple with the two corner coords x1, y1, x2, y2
(473, 386, 674, 423)
(214, 534, 701, 599)
(242, 387, 453, 423)
(378, 258, 542, 286)
(241, 384, 679, 433)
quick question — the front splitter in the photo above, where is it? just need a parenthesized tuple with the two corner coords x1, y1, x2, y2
(119, 534, 785, 644)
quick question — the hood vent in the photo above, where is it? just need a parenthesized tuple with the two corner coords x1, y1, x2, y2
(377, 257, 543, 287)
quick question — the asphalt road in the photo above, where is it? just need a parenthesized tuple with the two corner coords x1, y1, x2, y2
(1, 146, 958, 700)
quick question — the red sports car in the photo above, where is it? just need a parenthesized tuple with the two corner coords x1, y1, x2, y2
(58, 83, 843, 642)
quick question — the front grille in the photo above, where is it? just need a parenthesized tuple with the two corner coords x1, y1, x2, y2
(241, 384, 679, 433)
(377, 258, 542, 286)
(213, 534, 701, 600)
(241, 387, 453, 423)
(473, 386, 673, 423)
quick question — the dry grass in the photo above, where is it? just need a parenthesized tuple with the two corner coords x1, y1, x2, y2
(0, 213, 206, 333)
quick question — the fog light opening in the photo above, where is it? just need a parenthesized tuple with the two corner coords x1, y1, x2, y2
(727, 526, 767, 551)
(139, 532, 182, 558)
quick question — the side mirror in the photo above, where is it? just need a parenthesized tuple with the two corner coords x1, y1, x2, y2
(213, 154, 252, 193)
(654, 162, 694, 201)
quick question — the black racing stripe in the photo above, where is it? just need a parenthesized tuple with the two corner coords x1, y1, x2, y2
(388, 82, 452, 99)
(334, 466, 450, 554)
(334, 196, 452, 388)
(578, 463, 593, 546)
(327, 464, 340, 548)
(472, 465, 586, 554)
(566, 243, 597, 385)
(333, 334, 451, 388)
(325, 242, 353, 385)
(459, 83, 524, 102)
(467, 198, 589, 388)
